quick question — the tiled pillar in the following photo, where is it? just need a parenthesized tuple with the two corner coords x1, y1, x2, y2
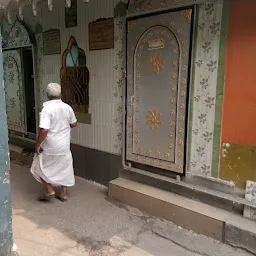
(0, 34, 13, 256)
(187, 0, 224, 177)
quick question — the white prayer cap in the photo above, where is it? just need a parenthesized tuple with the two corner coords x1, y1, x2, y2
(46, 83, 61, 98)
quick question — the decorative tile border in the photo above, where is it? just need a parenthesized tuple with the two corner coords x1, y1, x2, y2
(113, 5, 127, 154)
(127, 0, 205, 16)
(188, 0, 224, 176)
(1, 19, 31, 48)
(3, 50, 25, 133)
(35, 34, 44, 109)
(186, 5, 199, 176)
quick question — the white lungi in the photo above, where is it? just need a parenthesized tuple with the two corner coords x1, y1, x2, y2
(31, 99, 77, 187)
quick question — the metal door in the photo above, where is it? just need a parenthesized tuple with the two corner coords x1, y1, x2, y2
(126, 9, 192, 174)
(3, 50, 26, 133)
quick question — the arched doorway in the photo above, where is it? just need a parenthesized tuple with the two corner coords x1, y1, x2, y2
(125, 9, 193, 175)
(2, 19, 37, 139)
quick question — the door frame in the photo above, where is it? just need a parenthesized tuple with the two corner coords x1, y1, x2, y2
(31, 45, 39, 137)
(122, 5, 196, 177)
(3, 44, 39, 139)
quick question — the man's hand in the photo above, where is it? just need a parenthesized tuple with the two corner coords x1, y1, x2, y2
(70, 122, 77, 128)
(35, 128, 48, 154)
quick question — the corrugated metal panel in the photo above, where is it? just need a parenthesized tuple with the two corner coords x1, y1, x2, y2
(23, 0, 122, 154)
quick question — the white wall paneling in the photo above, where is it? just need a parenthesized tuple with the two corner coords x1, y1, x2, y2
(22, 0, 122, 155)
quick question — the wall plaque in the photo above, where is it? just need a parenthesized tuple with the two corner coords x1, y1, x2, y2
(43, 29, 61, 55)
(89, 18, 114, 51)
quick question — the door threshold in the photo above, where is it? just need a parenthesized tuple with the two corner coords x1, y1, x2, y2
(9, 134, 35, 151)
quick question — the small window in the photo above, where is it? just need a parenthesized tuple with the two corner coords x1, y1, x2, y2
(60, 36, 89, 113)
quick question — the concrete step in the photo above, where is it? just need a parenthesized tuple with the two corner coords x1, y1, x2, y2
(120, 168, 255, 213)
(109, 178, 256, 254)
(9, 144, 34, 166)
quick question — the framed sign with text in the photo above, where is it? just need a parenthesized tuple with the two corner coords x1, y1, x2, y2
(89, 18, 114, 51)
(43, 29, 61, 55)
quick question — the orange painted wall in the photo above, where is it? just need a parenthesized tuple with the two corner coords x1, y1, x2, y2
(222, 0, 256, 145)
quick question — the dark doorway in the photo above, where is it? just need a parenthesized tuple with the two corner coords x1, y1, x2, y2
(22, 48, 36, 137)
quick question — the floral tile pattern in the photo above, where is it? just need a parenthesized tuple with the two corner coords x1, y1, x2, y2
(127, 0, 204, 15)
(1, 19, 32, 133)
(113, 14, 126, 154)
(35, 34, 45, 109)
(244, 180, 256, 220)
(1, 19, 31, 48)
(188, 0, 223, 176)
(3, 50, 25, 132)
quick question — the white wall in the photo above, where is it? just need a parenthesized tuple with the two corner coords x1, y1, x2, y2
(23, 0, 123, 155)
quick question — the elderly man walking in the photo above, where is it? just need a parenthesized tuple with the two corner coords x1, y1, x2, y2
(31, 83, 77, 202)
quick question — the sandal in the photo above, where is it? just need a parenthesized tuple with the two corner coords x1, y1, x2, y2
(55, 195, 67, 202)
(37, 193, 55, 202)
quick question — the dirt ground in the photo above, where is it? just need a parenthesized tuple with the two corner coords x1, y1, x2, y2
(11, 163, 253, 256)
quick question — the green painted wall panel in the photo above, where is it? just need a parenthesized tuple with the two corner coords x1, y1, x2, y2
(211, 0, 230, 178)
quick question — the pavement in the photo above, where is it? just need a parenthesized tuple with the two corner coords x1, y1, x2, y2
(11, 163, 254, 256)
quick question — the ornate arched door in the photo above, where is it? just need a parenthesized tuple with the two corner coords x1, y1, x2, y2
(125, 9, 193, 174)
(2, 19, 36, 137)
(3, 50, 26, 133)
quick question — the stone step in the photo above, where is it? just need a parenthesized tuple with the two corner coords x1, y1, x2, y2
(109, 178, 256, 254)
(120, 168, 255, 213)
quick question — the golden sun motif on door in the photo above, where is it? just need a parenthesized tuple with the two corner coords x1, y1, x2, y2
(146, 110, 162, 129)
(149, 54, 165, 74)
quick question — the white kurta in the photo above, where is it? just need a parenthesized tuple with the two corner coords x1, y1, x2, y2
(31, 100, 77, 187)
